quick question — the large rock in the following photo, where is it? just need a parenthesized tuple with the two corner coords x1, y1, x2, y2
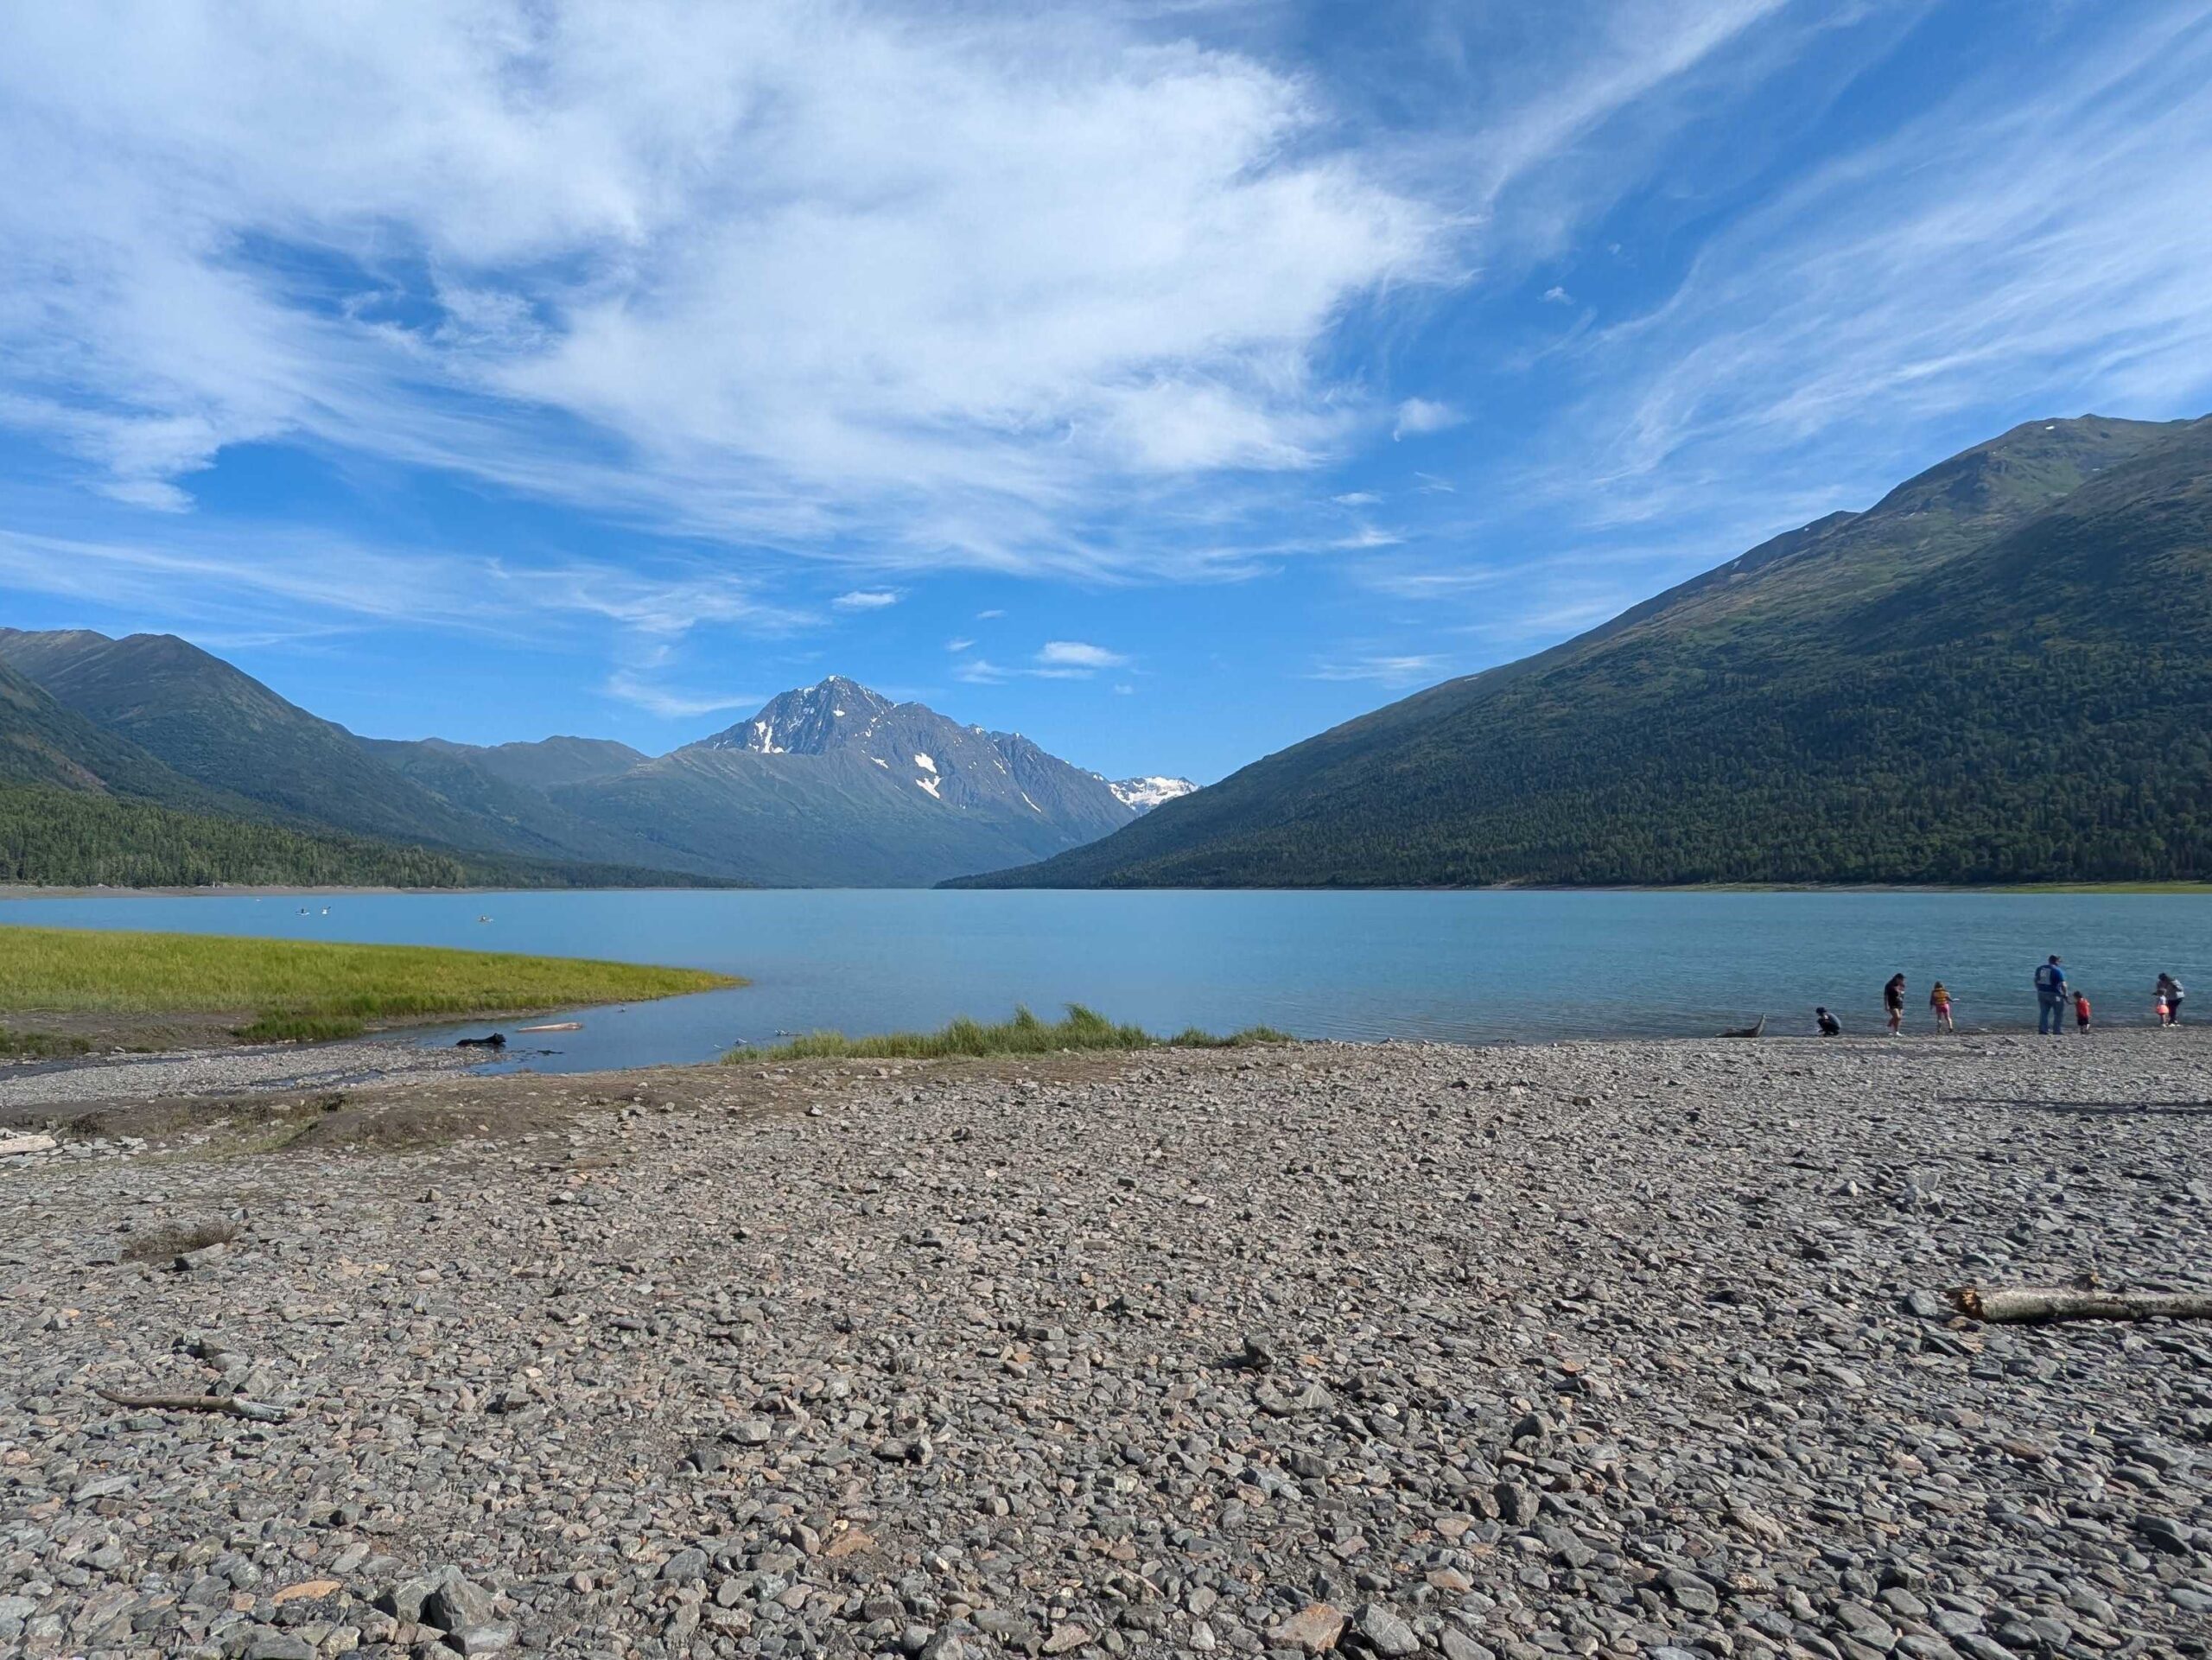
(1351, 1603, 1420, 1656)
(423, 1576, 495, 1634)
(1275, 1604, 1347, 1654)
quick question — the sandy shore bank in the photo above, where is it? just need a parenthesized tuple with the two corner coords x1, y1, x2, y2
(3, 1032, 2208, 1658)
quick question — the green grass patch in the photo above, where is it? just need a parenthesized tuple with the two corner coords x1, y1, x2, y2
(0, 1026, 94, 1059)
(725, 1003, 1292, 1063)
(233, 1012, 378, 1043)
(0, 925, 741, 1043)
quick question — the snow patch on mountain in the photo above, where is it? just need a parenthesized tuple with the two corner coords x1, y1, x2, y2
(1109, 775, 1198, 813)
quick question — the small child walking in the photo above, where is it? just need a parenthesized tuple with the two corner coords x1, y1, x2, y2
(2074, 989, 2092, 1033)
(1929, 982, 1955, 1034)
(2158, 992, 2172, 1027)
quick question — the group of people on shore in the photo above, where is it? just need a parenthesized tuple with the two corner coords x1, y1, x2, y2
(1812, 957, 2187, 1036)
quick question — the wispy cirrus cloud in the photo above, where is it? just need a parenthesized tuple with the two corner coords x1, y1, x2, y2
(0, 0, 1853, 602)
(1309, 652, 1447, 688)
(0, 523, 810, 645)
(831, 589, 900, 612)
(0, 0, 1454, 581)
(955, 639, 1131, 683)
(1569, 1, 2212, 523)
(603, 671, 762, 720)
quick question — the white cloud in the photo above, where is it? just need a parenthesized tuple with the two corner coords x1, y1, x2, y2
(0, 1, 1452, 579)
(952, 639, 1129, 683)
(976, 609, 1006, 620)
(1332, 491, 1381, 506)
(831, 588, 899, 612)
(1309, 653, 1447, 688)
(1332, 526, 1402, 550)
(945, 637, 974, 652)
(1541, 285, 1573, 305)
(1392, 398, 1465, 440)
(1036, 640, 1129, 670)
(1112, 683, 1135, 696)
(603, 671, 760, 720)
(0, 523, 809, 645)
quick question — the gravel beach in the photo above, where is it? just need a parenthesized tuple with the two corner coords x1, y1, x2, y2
(0, 1038, 478, 1111)
(3, 1032, 2209, 1660)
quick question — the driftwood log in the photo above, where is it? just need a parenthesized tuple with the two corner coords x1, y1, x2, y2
(1948, 1286, 2212, 1325)
(93, 1386, 290, 1422)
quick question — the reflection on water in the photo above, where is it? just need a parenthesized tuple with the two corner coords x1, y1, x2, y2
(6, 887, 2202, 1073)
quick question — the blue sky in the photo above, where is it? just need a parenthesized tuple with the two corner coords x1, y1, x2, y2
(2, 0, 2209, 783)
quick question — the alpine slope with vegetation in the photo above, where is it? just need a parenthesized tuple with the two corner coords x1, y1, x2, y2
(957, 413, 2212, 890)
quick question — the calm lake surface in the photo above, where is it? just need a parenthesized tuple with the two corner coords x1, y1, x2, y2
(3, 888, 2202, 1072)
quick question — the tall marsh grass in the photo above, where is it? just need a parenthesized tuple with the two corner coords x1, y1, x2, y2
(725, 1003, 1291, 1062)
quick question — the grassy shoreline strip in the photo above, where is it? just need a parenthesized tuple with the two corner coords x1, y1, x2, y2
(725, 1003, 1291, 1063)
(0, 925, 740, 1042)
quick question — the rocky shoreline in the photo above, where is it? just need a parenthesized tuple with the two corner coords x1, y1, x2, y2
(3, 1032, 2209, 1659)
(0, 1036, 479, 1112)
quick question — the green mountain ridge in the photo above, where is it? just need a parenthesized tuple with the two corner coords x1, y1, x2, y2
(952, 412, 2212, 889)
(0, 633, 735, 889)
(0, 635, 1154, 887)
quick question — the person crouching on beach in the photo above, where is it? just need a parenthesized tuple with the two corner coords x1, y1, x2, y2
(1816, 1007, 1841, 1036)
(1929, 982, 1955, 1034)
(2075, 989, 2092, 1033)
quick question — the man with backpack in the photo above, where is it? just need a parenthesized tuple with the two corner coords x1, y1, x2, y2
(2034, 956, 2069, 1035)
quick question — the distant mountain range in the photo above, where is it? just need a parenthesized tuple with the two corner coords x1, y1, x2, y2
(955, 411, 2212, 889)
(0, 633, 1192, 887)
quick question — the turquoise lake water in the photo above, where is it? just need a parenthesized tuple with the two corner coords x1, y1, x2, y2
(3, 888, 2203, 1072)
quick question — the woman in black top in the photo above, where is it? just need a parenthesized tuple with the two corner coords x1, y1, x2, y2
(2158, 972, 2185, 1026)
(1885, 974, 1906, 1037)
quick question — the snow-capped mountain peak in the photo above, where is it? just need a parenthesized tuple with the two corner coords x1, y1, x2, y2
(709, 676, 893, 756)
(1109, 775, 1198, 813)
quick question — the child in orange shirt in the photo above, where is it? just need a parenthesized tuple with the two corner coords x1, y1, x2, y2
(2074, 990, 2091, 1033)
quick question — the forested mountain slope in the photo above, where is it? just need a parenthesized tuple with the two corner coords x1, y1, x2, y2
(0, 628, 537, 852)
(955, 414, 2212, 888)
(0, 635, 721, 887)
